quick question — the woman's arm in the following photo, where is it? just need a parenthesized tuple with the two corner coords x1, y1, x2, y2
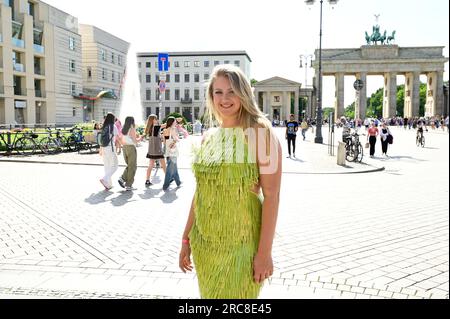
(179, 197, 196, 273)
(253, 127, 282, 284)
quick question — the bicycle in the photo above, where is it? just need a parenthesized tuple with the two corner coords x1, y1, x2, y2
(40, 127, 70, 154)
(0, 130, 22, 155)
(14, 130, 42, 156)
(416, 131, 426, 147)
(343, 130, 364, 163)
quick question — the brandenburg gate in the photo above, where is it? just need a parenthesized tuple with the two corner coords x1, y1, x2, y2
(312, 25, 448, 120)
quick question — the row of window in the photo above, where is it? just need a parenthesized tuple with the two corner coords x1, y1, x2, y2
(139, 60, 240, 69)
(142, 73, 210, 84)
(145, 88, 204, 101)
(147, 107, 201, 122)
(100, 48, 124, 66)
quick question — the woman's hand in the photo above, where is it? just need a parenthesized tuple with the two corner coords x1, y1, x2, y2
(179, 244, 193, 273)
(253, 252, 274, 284)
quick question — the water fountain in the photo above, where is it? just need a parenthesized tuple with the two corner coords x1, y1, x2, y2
(119, 44, 144, 126)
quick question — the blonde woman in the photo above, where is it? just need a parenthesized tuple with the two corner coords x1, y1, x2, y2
(144, 114, 166, 186)
(179, 65, 282, 299)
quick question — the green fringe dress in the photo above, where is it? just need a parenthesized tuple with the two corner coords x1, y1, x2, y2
(190, 128, 264, 299)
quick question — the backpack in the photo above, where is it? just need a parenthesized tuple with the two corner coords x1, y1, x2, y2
(100, 125, 113, 148)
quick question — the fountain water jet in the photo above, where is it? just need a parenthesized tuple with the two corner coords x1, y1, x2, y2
(119, 44, 144, 126)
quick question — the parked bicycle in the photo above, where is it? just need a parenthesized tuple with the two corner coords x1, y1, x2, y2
(40, 127, 70, 154)
(343, 130, 364, 163)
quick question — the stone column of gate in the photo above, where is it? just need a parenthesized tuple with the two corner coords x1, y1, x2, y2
(335, 73, 345, 121)
(435, 71, 444, 117)
(308, 91, 313, 120)
(355, 73, 367, 120)
(294, 90, 300, 121)
(411, 72, 421, 117)
(383, 72, 397, 119)
(282, 91, 288, 122)
(425, 72, 437, 117)
(404, 73, 413, 118)
(263, 91, 270, 119)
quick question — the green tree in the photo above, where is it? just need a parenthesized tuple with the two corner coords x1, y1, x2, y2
(251, 79, 258, 87)
(353, 82, 428, 119)
(322, 108, 335, 120)
(344, 103, 355, 119)
(397, 85, 405, 117)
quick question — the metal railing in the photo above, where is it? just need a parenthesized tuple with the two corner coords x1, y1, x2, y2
(33, 44, 44, 54)
(34, 67, 44, 75)
(13, 87, 26, 96)
(181, 98, 192, 104)
(13, 63, 24, 72)
(35, 89, 46, 98)
(11, 37, 25, 48)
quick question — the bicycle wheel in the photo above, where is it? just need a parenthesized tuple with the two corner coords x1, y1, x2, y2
(15, 137, 36, 156)
(356, 143, 364, 163)
(421, 136, 425, 147)
(39, 137, 57, 154)
(345, 144, 357, 162)
(66, 136, 78, 152)
(416, 135, 420, 147)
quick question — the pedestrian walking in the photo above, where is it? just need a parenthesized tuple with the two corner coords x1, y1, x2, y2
(99, 113, 121, 191)
(367, 122, 379, 158)
(300, 119, 309, 141)
(162, 117, 182, 191)
(379, 123, 392, 157)
(118, 117, 141, 191)
(179, 65, 282, 299)
(144, 114, 166, 187)
(285, 114, 299, 158)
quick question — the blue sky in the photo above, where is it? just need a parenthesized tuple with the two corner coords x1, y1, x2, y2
(44, 0, 449, 108)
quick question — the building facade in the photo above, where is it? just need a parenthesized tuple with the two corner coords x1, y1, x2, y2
(79, 24, 128, 123)
(137, 51, 251, 122)
(0, 0, 128, 127)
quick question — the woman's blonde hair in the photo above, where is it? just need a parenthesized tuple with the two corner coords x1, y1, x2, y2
(205, 65, 271, 130)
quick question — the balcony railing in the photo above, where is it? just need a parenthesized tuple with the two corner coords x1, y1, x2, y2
(33, 44, 44, 54)
(181, 98, 193, 104)
(14, 87, 27, 96)
(12, 37, 25, 48)
(13, 63, 24, 72)
(35, 90, 46, 98)
(34, 67, 44, 75)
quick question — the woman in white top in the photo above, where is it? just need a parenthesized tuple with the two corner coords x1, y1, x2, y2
(99, 113, 121, 190)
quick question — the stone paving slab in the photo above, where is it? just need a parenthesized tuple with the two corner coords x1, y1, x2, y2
(0, 127, 448, 299)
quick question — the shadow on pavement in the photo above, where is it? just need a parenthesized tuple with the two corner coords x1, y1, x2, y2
(84, 191, 115, 205)
(160, 189, 179, 204)
(139, 188, 162, 200)
(110, 191, 136, 207)
(386, 156, 427, 162)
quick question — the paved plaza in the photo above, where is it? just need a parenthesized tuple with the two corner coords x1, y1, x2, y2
(0, 126, 448, 299)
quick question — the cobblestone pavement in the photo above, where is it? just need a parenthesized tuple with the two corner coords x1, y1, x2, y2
(0, 127, 448, 299)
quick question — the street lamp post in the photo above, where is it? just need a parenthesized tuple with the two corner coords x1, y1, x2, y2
(299, 54, 313, 88)
(306, 0, 338, 144)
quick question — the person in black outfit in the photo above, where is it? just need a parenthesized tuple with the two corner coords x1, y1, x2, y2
(285, 114, 299, 158)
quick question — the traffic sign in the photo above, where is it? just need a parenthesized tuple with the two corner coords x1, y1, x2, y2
(354, 79, 364, 91)
(158, 53, 169, 72)
(159, 80, 166, 93)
